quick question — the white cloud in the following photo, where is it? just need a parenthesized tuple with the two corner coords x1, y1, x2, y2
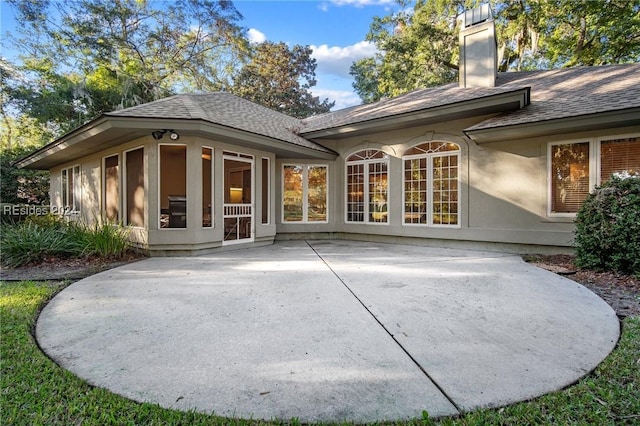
(247, 28, 267, 44)
(318, 2, 329, 12)
(311, 41, 377, 79)
(311, 88, 362, 111)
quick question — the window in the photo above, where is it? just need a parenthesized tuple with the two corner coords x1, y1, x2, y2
(262, 158, 270, 224)
(104, 155, 119, 222)
(549, 136, 639, 215)
(282, 164, 328, 223)
(403, 142, 460, 226)
(346, 150, 389, 223)
(61, 165, 81, 213)
(202, 147, 213, 228)
(159, 145, 187, 229)
(125, 147, 144, 227)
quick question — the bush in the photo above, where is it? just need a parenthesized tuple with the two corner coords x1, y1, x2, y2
(574, 176, 640, 275)
(0, 218, 131, 268)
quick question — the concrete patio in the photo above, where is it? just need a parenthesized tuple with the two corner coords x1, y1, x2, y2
(36, 240, 619, 423)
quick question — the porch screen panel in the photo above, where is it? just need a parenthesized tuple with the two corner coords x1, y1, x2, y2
(126, 148, 145, 227)
(432, 155, 458, 225)
(601, 137, 640, 182)
(308, 166, 327, 222)
(368, 162, 388, 223)
(160, 145, 187, 229)
(104, 155, 119, 222)
(202, 148, 212, 227)
(346, 163, 364, 222)
(551, 142, 589, 213)
(283, 165, 303, 222)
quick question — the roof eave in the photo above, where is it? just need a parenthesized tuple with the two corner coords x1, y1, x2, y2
(300, 88, 530, 139)
(464, 107, 640, 144)
(17, 116, 337, 170)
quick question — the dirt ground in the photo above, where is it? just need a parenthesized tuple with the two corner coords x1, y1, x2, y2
(2, 252, 638, 319)
(524, 254, 640, 319)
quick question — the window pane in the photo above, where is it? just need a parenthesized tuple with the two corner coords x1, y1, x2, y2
(551, 142, 590, 214)
(160, 145, 187, 228)
(308, 166, 327, 222)
(283, 165, 303, 222)
(369, 162, 388, 223)
(126, 148, 145, 227)
(202, 148, 213, 227)
(404, 158, 427, 224)
(62, 169, 68, 208)
(601, 137, 640, 182)
(105, 156, 119, 222)
(261, 158, 269, 224)
(347, 163, 364, 222)
(432, 154, 458, 225)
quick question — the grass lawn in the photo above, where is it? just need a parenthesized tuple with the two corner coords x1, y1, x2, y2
(1, 280, 639, 425)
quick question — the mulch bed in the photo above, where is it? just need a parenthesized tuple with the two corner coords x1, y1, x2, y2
(525, 254, 640, 319)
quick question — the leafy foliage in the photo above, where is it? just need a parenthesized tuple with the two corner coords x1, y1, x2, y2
(351, 0, 640, 103)
(231, 42, 334, 118)
(4, 0, 249, 132)
(0, 146, 49, 205)
(575, 176, 640, 275)
(0, 217, 131, 268)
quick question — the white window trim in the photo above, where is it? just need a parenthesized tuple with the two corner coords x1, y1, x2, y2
(547, 133, 640, 217)
(158, 143, 188, 230)
(202, 146, 214, 229)
(102, 154, 120, 223)
(344, 152, 390, 225)
(281, 163, 329, 224)
(123, 146, 145, 229)
(402, 149, 461, 228)
(61, 164, 81, 215)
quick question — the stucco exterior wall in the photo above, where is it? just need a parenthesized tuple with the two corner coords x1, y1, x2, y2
(276, 120, 640, 250)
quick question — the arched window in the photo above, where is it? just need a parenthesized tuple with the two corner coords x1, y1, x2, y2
(346, 149, 389, 223)
(403, 142, 460, 226)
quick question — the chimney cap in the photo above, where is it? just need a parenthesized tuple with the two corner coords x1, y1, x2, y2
(458, 3, 493, 28)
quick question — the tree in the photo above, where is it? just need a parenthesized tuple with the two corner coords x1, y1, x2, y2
(231, 42, 334, 118)
(4, 0, 250, 133)
(537, 0, 640, 67)
(351, 0, 640, 103)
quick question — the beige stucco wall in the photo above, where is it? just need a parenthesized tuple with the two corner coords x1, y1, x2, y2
(51, 118, 639, 254)
(276, 120, 640, 250)
(49, 135, 276, 254)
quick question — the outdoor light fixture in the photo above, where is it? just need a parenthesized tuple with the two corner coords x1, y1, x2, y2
(151, 130, 180, 140)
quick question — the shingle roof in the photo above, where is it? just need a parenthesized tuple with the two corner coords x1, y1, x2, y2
(467, 63, 640, 131)
(299, 84, 524, 134)
(106, 64, 640, 145)
(300, 63, 640, 135)
(106, 92, 332, 154)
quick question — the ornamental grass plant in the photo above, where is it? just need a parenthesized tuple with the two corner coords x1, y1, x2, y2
(0, 215, 130, 268)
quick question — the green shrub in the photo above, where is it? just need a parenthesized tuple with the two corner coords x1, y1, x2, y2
(83, 222, 130, 257)
(0, 218, 131, 268)
(574, 176, 640, 275)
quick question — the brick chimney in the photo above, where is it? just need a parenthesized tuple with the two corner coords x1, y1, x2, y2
(458, 4, 497, 88)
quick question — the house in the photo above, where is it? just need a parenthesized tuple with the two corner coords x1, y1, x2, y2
(16, 8, 640, 256)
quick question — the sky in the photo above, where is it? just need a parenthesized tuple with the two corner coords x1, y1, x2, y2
(0, 0, 401, 110)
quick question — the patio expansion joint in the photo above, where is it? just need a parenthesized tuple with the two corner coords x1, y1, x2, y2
(304, 240, 463, 415)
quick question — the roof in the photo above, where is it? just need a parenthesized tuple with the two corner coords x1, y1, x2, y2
(301, 63, 640, 138)
(106, 92, 331, 154)
(17, 63, 640, 169)
(299, 85, 527, 134)
(467, 63, 640, 131)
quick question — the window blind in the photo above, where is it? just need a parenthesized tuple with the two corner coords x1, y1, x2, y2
(600, 137, 640, 182)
